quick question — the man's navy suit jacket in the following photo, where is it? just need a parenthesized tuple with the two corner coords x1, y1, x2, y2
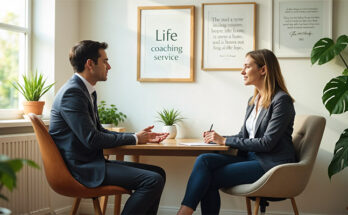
(49, 75, 135, 188)
(225, 90, 297, 172)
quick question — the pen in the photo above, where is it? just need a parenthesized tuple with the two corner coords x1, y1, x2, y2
(208, 124, 214, 144)
(209, 123, 213, 132)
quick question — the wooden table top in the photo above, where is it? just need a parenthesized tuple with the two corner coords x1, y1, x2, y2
(103, 139, 236, 156)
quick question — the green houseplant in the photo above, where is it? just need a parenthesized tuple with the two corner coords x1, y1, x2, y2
(0, 155, 39, 214)
(11, 70, 55, 115)
(311, 34, 348, 179)
(97, 101, 127, 128)
(156, 108, 184, 139)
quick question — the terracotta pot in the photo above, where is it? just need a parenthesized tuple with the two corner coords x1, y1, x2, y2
(22, 101, 45, 115)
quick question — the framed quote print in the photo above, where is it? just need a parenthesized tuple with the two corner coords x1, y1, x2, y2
(137, 6, 195, 82)
(202, 2, 256, 71)
(273, 0, 332, 57)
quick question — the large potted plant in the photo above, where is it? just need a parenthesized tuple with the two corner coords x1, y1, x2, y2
(97, 100, 127, 129)
(157, 108, 184, 139)
(11, 71, 55, 116)
(311, 34, 348, 179)
(0, 155, 39, 214)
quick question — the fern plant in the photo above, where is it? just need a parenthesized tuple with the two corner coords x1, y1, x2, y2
(97, 101, 127, 126)
(157, 108, 184, 126)
(311, 34, 348, 179)
(11, 71, 55, 101)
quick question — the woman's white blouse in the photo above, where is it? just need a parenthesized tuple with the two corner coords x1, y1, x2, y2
(245, 95, 263, 138)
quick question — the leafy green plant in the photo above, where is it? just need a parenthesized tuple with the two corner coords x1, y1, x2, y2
(11, 70, 55, 101)
(311, 34, 348, 179)
(0, 155, 39, 201)
(157, 108, 184, 126)
(97, 101, 127, 126)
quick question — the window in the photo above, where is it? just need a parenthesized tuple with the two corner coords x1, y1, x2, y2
(0, 0, 30, 110)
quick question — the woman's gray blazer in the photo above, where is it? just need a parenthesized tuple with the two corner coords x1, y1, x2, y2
(225, 90, 297, 172)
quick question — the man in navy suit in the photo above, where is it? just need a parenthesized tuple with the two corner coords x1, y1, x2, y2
(49, 40, 168, 215)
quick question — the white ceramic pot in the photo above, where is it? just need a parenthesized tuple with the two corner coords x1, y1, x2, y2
(0, 207, 11, 214)
(101, 124, 113, 129)
(162, 125, 177, 139)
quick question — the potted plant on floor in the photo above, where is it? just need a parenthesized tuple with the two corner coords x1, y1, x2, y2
(311, 34, 348, 179)
(97, 100, 127, 129)
(0, 155, 39, 214)
(156, 108, 184, 139)
(11, 71, 55, 116)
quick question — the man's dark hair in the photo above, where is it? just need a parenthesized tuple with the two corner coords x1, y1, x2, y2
(69, 40, 108, 73)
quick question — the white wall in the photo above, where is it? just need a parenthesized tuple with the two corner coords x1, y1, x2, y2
(32, 0, 79, 213)
(54, 0, 80, 92)
(51, 0, 348, 214)
(31, 0, 56, 117)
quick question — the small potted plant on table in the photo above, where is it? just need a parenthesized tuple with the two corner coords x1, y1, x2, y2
(157, 108, 184, 139)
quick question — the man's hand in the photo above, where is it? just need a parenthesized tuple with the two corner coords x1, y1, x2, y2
(136, 125, 169, 144)
(203, 130, 226, 145)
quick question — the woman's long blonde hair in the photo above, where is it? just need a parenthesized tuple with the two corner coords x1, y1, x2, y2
(247, 49, 294, 108)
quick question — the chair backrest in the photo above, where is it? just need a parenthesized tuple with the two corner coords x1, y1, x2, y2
(28, 113, 91, 197)
(292, 115, 326, 170)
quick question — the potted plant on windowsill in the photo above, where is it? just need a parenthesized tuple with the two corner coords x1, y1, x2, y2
(11, 71, 55, 116)
(97, 100, 127, 129)
(0, 155, 39, 214)
(311, 34, 348, 179)
(157, 108, 184, 139)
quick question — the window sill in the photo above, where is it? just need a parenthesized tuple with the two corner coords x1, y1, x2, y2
(0, 118, 49, 128)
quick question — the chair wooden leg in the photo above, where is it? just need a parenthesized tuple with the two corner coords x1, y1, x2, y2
(246, 197, 252, 215)
(70, 198, 81, 215)
(99, 196, 108, 215)
(291, 198, 299, 215)
(114, 194, 122, 215)
(92, 198, 103, 215)
(253, 197, 260, 215)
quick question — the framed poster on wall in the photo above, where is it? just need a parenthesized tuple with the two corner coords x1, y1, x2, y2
(202, 2, 256, 71)
(137, 6, 195, 82)
(273, 0, 332, 57)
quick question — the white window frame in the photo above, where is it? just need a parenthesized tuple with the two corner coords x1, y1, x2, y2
(0, 0, 31, 120)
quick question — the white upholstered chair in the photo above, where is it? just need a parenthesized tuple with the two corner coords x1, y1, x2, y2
(221, 115, 326, 215)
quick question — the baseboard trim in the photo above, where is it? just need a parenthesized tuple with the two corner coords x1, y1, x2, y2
(77, 202, 331, 215)
(54, 205, 72, 215)
(29, 206, 71, 215)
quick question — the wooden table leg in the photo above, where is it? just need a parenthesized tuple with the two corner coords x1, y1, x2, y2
(129, 155, 139, 163)
(114, 154, 125, 215)
(100, 154, 110, 214)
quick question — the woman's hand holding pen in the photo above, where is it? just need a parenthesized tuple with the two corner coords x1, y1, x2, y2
(203, 131, 226, 145)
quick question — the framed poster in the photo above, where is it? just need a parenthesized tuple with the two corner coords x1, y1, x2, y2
(273, 0, 332, 57)
(137, 6, 195, 82)
(202, 2, 256, 71)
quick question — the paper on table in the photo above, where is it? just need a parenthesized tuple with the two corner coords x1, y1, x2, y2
(179, 142, 219, 146)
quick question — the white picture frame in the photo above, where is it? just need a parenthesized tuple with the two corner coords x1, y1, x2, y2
(273, 0, 332, 58)
(137, 6, 195, 82)
(201, 2, 256, 71)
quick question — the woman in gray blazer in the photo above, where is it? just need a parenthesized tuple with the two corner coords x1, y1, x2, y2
(177, 49, 297, 215)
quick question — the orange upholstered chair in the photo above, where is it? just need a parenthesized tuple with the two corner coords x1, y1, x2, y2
(28, 113, 131, 215)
